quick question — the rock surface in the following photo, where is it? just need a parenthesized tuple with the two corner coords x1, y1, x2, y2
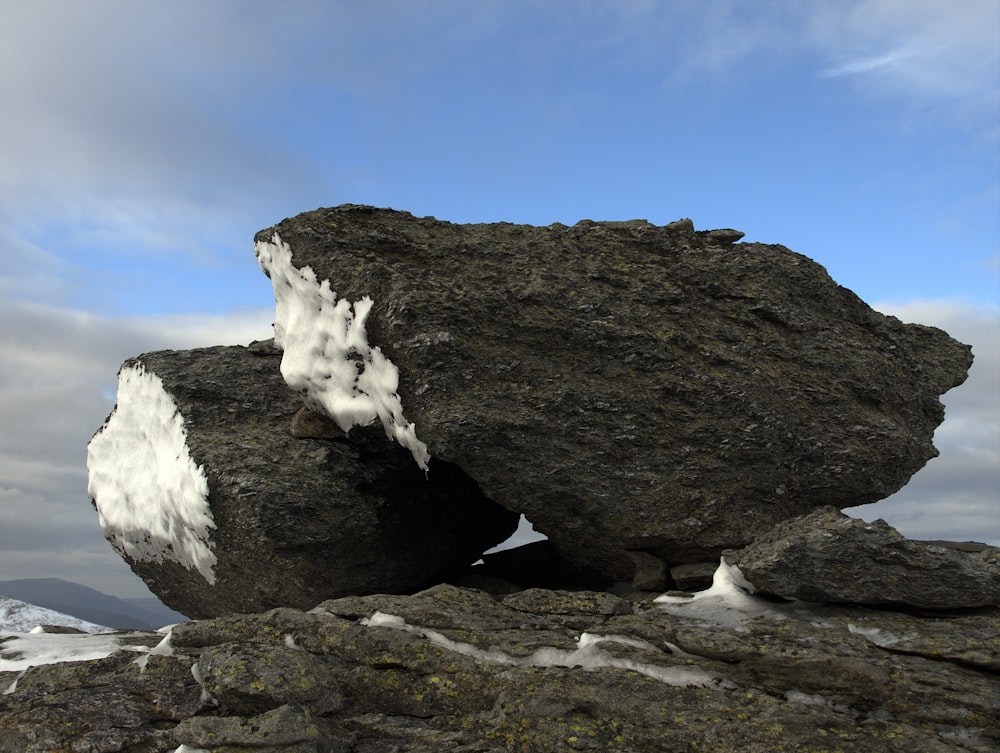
(2, 578, 998, 752)
(254, 205, 973, 579)
(88, 345, 518, 619)
(726, 507, 1000, 609)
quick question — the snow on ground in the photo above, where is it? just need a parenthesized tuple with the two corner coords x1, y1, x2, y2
(86, 363, 217, 584)
(1, 560, 904, 713)
(0, 630, 155, 675)
(652, 558, 811, 630)
(654, 559, 906, 647)
(1, 597, 168, 694)
(358, 611, 727, 688)
(0, 596, 111, 634)
(255, 233, 430, 470)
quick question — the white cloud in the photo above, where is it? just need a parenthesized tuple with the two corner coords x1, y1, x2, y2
(821, 46, 917, 78)
(598, 0, 998, 128)
(0, 0, 327, 293)
(807, 0, 999, 122)
(853, 299, 1000, 545)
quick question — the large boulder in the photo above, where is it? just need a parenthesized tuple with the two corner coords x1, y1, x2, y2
(725, 507, 1000, 609)
(3, 581, 998, 751)
(254, 205, 973, 579)
(86, 344, 518, 619)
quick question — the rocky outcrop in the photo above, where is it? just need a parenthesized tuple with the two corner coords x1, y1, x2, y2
(2, 577, 998, 752)
(55, 205, 990, 750)
(725, 507, 1000, 609)
(254, 205, 973, 580)
(86, 345, 518, 619)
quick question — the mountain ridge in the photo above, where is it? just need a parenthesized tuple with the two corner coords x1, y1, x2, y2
(0, 578, 187, 630)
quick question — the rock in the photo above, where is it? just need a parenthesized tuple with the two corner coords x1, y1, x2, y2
(477, 540, 612, 590)
(665, 217, 695, 233)
(725, 507, 1000, 609)
(197, 643, 344, 714)
(670, 561, 719, 592)
(704, 227, 745, 243)
(86, 345, 518, 619)
(2, 581, 997, 752)
(626, 550, 669, 591)
(290, 406, 345, 439)
(254, 205, 972, 579)
(172, 705, 320, 750)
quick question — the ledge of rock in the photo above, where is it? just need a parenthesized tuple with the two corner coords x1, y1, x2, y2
(253, 205, 972, 579)
(725, 507, 1000, 609)
(2, 577, 998, 752)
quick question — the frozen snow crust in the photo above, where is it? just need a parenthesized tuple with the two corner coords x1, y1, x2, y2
(255, 233, 429, 470)
(87, 363, 216, 584)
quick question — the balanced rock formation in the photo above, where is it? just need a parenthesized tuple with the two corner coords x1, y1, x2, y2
(254, 205, 973, 579)
(3, 577, 998, 752)
(86, 345, 518, 619)
(725, 507, 1000, 609)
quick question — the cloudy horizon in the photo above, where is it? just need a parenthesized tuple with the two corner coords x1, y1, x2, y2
(1, 0, 997, 600)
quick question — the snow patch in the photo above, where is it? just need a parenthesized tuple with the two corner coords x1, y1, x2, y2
(0, 630, 152, 672)
(655, 559, 835, 630)
(190, 660, 215, 705)
(133, 627, 175, 671)
(359, 611, 725, 688)
(784, 689, 830, 706)
(848, 623, 902, 647)
(255, 233, 429, 470)
(87, 364, 217, 584)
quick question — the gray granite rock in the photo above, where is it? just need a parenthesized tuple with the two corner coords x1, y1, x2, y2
(2, 583, 997, 752)
(725, 507, 1000, 608)
(254, 205, 972, 580)
(88, 345, 518, 619)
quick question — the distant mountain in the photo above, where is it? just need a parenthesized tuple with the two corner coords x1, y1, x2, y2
(0, 596, 110, 633)
(0, 579, 187, 630)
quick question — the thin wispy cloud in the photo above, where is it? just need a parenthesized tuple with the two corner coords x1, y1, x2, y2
(806, 0, 999, 115)
(820, 46, 916, 78)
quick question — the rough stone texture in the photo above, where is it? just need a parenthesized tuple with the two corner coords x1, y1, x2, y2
(670, 561, 719, 592)
(726, 507, 1000, 609)
(172, 705, 321, 750)
(93, 345, 518, 619)
(255, 205, 973, 579)
(2, 583, 998, 752)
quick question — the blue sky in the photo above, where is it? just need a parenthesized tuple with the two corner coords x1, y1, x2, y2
(1, 0, 998, 600)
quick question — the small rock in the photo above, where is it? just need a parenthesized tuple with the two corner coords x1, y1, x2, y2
(290, 406, 344, 439)
(670, 562, 719, 592)
(725, 507, 1000, 609)
(173, 704, 320, 748)
(665, 217, 695, 233)
(626, 550, 669, 591)
(704, 228, 745, 243)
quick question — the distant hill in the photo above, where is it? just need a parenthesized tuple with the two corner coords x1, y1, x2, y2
(0, 579, 187, 630)
(0, 596, 110, 633)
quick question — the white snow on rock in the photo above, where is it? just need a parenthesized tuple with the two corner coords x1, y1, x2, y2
(848, 622, 902, 647)
(357, 611, 726, 688)
(255, 233, 430, 470)
(1, 629, 154, 680)
(655, 559, 836, 630)
(87, 364, 217, 584)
